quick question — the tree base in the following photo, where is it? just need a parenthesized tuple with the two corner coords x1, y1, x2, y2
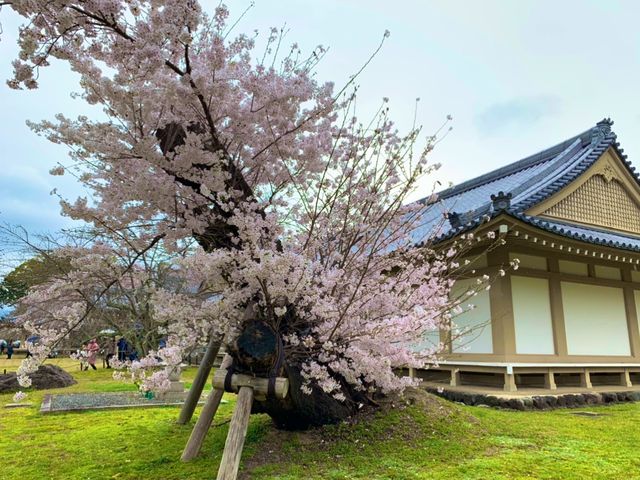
(250, 363, 362, 430)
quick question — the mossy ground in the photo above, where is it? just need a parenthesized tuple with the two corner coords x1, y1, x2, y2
(1, 358, 639, 479)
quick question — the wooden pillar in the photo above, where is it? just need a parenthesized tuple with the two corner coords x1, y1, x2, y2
(177, 336, 222, 425)
(450, 368, 460, 387)
(580, 369, 592, 389)
(216, 387, 254, 480)
(621, 270, 640, 358)
(544, 370, 557, 390)
(488, 248, 516, 358)
(621, 370, 632, 388)
(547, 258, 569, 357)
(503, 372, 517, 392)
(181, 388, 225, 461)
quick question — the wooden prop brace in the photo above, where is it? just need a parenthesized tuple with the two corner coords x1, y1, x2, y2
(181, 353, 232, 462)
(181, 361, 289, 480)
(214, 369, 289, 480)
(177, 335, 223, 425)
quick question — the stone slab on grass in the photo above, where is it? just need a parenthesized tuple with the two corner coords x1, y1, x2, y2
(40, 391, 207, 413)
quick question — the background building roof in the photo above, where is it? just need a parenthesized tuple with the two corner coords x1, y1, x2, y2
(416, 119, 640, 252)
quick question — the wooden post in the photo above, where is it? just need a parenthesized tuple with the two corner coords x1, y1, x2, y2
(450, 368, 460, 387)
(177, 336, 222, 425)
(181, 388, 225, 461)
(544, 370, 557, 390)
(581, 369, 593, 389)
(503, 372, 517, 392)
(216, 386, 254, 480)
(181, 354, 232, 460)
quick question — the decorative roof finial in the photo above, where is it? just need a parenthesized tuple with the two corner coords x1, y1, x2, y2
(447, 211, 462, 229)
(490, 191, 512, 211)
(591, 118, 613, 146)
(447, 211, 474, 229)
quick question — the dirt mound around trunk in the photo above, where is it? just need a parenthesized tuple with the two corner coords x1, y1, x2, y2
(0, 365, 76, 393)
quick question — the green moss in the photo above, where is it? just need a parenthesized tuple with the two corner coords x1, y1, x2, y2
(2, 359, 640, 479)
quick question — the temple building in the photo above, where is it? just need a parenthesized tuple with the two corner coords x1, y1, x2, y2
(419, 118, 640, 393)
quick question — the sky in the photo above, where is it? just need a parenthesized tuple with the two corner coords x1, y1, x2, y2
(1, 0, 639, 240)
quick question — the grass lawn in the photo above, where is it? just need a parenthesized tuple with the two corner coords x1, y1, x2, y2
(1, 358, 640, 479)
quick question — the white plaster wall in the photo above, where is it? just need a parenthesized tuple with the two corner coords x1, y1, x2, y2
(635, 290, 640, 336)
(451, 279, 493, 354)
(561, 282, 630, 356)
(511, 276, 555, 354)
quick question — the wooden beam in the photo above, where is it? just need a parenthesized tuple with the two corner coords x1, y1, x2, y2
(503, 372, 517, 392)
(177, 336, 222, 425)
(487, 248, 516, 357)
(622, 270, 640, 358)
(181, 354, 232, 461)
(544, 370, 556, 390)
(547, 258, 569, 356)
(216, 386, 254, 480)
(213, 369, 289, 399)
(450, 368, 460, 387)
(580, 369, 592, 389)
(181, 388, 225, 461)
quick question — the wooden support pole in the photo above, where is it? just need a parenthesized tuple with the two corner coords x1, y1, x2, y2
(181, 387, 225, 462)
(544, 370, 557, 390)
(177, 336, 222, 425)
(450, 368, 460, 387)
(503, 373, 517, 392)
(216, 386, 254, 480)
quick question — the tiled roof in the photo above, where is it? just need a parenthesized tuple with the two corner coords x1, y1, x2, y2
(415, 119, 640, 251)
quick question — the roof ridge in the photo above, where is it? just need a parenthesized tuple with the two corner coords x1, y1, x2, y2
(429, 128, 591, 202)
(511, 131, 617, 212)
(427, 119, 625, 204)
(505, 138, 585, 204)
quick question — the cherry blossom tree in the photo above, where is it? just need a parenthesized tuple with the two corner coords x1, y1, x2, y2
(3, 225, 205, 356)
(2, 1, 503, 428)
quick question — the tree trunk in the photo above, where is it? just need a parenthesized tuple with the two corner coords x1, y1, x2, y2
(158, 125, 363, 429)
(251, 361, 360, 430)
(224, 308, 365, 430)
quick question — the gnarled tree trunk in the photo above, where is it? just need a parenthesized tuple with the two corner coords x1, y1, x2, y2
(159, 123, 366, 429)
(224, 307, 365, 430)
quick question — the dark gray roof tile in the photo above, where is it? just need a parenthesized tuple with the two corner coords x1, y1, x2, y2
(418, 119, 640, 252)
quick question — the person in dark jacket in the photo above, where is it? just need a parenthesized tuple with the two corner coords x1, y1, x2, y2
(6, 340, 14, 359)
(117, 337, 128, 361)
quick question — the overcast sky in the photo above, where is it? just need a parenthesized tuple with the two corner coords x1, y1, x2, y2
(1, 0, 639, 238)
